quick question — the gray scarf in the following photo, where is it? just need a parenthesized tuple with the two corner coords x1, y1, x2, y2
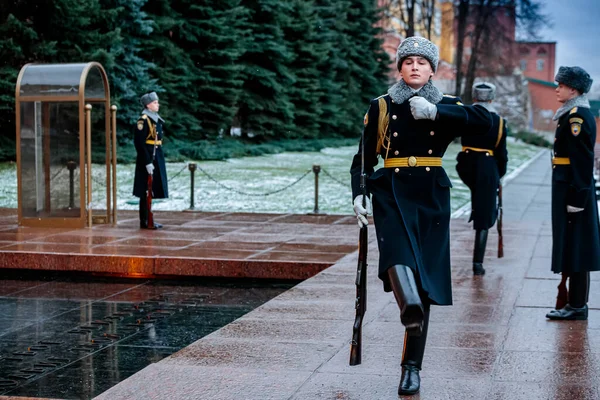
(473, 102, 498, 114)
(553, 95, 590, 121)
(142, 109, 165, 123)
(387, 79, 444, 105)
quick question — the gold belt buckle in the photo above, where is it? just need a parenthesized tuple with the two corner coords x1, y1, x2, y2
(408, 156, 417, 167)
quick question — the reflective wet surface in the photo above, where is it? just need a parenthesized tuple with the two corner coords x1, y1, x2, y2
(0, 273, 294, 399)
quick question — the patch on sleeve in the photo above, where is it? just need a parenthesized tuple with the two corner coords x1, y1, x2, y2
(571, 123, 581, 136)
(569, 117, 583, 124)
(569, 107, 578, 115)
(137, 121, 144, 130)
(364, 112, 369, 126)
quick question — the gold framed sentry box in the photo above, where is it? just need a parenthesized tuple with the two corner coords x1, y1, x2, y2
(15, 62, 118, 228)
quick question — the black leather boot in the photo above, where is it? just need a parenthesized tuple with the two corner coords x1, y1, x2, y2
(546, 271, 590, 320)
(399, 305, 430, 395)
(473, 229, 488, 276)
(388, 265, 424, 336)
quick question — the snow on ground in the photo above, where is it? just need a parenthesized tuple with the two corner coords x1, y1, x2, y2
(1, 138, 541, 215)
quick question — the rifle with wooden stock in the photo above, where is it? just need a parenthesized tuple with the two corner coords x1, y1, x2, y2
(555, 273, 568, 310)
(146, 139, 157, 228)
(350, 125, 368, 366)
(497, 183, 503, 258)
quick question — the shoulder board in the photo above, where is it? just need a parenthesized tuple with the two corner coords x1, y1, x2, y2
(456, 101, 464, 106)
(569, 107, 578, 114)
(443, 94, 457, 98)
(140, 114, 148, 120)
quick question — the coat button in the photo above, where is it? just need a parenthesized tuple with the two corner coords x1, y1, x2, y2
(430, 131, 435, 136)
(394, 150, 399, 156)
(557, 124, 560, 127)
(485, 152, 490, 156)
(553, 166, 556, 169)
(391, 99, 395, 103)
(554, 138, 557, 142)
(392, 115, 397, 120)
(393, 132, 398, 137)
(428, 149, 433, 154)
(554, 152, 557, 155)
(465, 150, 469, 153)
(394, 168, 399, 173)
(425, 167, 431, 172)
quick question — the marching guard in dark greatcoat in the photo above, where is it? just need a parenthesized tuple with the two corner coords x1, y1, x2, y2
(350, 36, 493, 395)
(546, 66, 600, 321)
(133, 92, 169, 229)
(456, 82, 508, 275)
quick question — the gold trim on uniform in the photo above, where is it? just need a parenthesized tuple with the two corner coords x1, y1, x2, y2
(384, 157, 442, 168)
(146, 140, 162, 146)
(456, 101, 464, 106)
(569, 107, 578, 114)
(569, 117, 583, 124)
(552, 157, 570, 165)
(376, 97, 389, 154)
(462, 146, 494, 156)
(495, 117, 504, 149)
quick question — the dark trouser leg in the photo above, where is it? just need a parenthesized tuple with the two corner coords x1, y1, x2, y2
(387, 264, 424, 335)
(139, 194, 148, 228)
(569, 271, 590, 308)
(473, 229, 488, 275)
(398, 303, 430, 395)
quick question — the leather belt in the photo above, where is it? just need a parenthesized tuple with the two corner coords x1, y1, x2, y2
(146, 140, 162, 146)
(461, 146, 494, 156)
(384, 156, 442, 168)
(552, 157, 570, 165)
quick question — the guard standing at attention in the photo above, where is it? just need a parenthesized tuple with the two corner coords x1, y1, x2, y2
(133, 92, 168, 229)
(546, 66, 600, 321)
(350, 36, 492, 396)
(456, 82, 508, 275)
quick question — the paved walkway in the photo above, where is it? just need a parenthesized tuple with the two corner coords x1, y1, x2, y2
(94, 148, 600, 400)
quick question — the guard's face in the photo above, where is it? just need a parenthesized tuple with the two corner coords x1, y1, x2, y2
(555, 83, 577, 104)
(147, 100, 160, 112)
(401, 56, 434, 89)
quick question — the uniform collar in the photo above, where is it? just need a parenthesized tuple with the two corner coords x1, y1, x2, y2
(553, 95, 590, 121)
(387, 79, 443, 105)
(142, 109, 165, 123)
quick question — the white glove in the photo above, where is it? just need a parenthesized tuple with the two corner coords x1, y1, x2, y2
(146, 163, 154, 175)
(567, 205, 584, 213)
(353, 195, 372, 228)
(409, 96, 437, 120)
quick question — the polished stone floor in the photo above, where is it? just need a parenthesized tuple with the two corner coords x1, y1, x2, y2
(0, 275, 294, 399)
(95, 150, 600, 400)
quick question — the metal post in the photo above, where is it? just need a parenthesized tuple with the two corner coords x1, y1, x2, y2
(188, 163, 197, 210)
(67, 161, 76, 209)
(312, 164, 320, 214)
(85, 104, 92, 227)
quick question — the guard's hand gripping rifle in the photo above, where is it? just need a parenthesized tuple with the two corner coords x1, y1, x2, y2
(350, 126, 368, 366)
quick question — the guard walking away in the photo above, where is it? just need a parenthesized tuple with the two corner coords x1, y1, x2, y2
(546, 66, 600, 321)
(350, 36, 492, 396)
(456, 82, 508, 275)
(133, 92, 168, 229)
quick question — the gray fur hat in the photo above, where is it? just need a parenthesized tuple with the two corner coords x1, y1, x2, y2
(555, 66, 593, 94)
(472, 82, 496, 101)
(140, 92, 159, 107)
(396, 36, 439, 73)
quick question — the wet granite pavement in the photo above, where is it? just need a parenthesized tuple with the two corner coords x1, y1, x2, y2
(94, 149, 600, 400)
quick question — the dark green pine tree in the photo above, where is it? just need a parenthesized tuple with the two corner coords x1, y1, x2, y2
(100, 0, 161, 143)
(171, 0, 249, 139)
(141, 0, 202, 140)
(0, 4, 58, 157)
(283, 0, 328, 139)
(237, 0, 295, 139)
(313, 0, 349, 138)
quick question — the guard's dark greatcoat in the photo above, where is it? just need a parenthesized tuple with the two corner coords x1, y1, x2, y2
(133, 114, 168, 199)
(551, 106, 600, 273)
(456, 111, 508, 230)
(350, 92, 492, 306)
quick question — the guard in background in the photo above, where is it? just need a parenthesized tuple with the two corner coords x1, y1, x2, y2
(350, 36, 492, 396)
(546, 66, 600, 320)
(456, 82, 508, 275)
(133, 92, 168, 229)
